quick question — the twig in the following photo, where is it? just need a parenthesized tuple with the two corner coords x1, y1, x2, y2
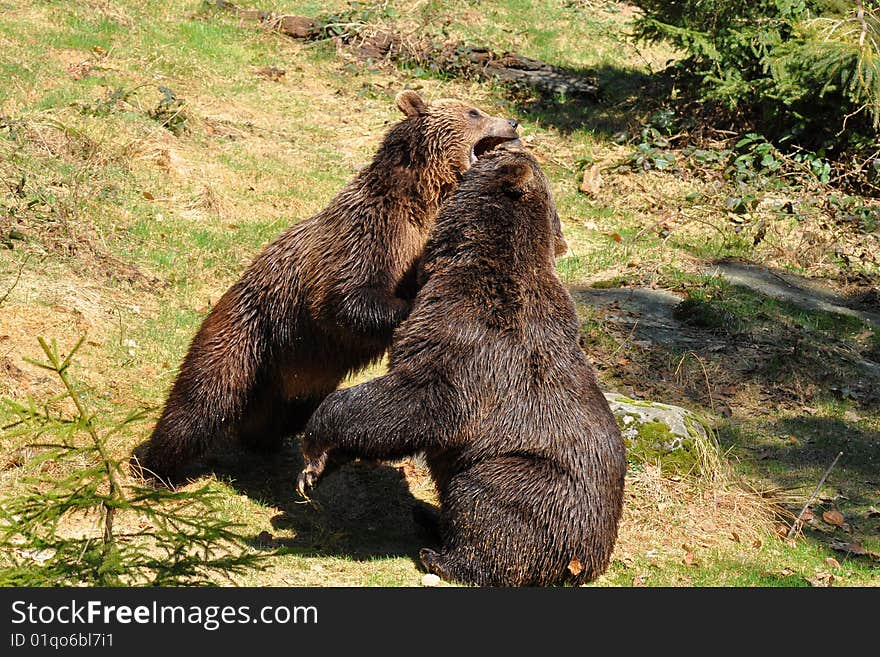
(856, 0, 867, 48)
(787, 451, 844, 539)
(677, 212, 730, 244)
(674, 351, 715, 412)
(835, 102, 868, 137)
(321, 21, 368, 32)
(0, 253, 30, 307)
(632, 211, 674, 243)
(610, 318, 640, 358)
(545, 153, 575, 172)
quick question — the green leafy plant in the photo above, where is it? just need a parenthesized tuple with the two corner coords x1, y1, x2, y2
(631, 0, 880, 147)
(78, 86, 137, 117)
(827, 193, 880, 231)
(622, 126, 678, 172)
(0, 336, 264, 586)
(726, 133, 784, 187)
(148, 86, 188, 135)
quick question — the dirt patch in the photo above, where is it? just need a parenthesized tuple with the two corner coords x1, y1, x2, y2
(572, 286, 697, 349)
(0, 263, 155, 401)
(53, 48, 95, 80)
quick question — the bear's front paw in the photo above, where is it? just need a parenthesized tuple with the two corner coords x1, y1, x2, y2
(296, 451, 328, 498)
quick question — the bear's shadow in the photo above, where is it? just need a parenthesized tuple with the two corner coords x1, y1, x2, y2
(185, 439, 435, 563)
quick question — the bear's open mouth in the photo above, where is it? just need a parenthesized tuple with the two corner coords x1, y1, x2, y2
(470, 135, 521, 165)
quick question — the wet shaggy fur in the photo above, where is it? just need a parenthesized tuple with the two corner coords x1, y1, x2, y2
(298, 149, 627, 587)
(138, 91, 520, 483)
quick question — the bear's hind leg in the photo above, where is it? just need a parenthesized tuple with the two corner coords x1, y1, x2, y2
(419, 545, 489, 586)
(138, 294, 264, 484)
(432, 457, 568, 586)
(412, 502, 442, 544)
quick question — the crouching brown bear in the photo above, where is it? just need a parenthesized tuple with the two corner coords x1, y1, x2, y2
(296, 148, 627, 586)
(137, 91, 520, 484)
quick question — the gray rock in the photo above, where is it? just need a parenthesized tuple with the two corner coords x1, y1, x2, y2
(604, 392, 710, 453)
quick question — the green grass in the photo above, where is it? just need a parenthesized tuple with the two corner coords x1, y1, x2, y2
(604, 539, 879, 587)
(0, 62, 37, 103)
(669, 273, 872, 341)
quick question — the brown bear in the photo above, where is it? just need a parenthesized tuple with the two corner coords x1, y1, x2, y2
(296, 148, 627, 587)
(137, 91, 520, 484)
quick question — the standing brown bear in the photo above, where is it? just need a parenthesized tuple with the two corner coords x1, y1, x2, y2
(138, 91, 520, 483)
(297, 148, 627, 587)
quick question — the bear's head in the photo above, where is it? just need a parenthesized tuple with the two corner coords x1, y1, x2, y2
(395, 90, 521, 175)
(420, 147, 568, 286)
(479, 147, 568, 259)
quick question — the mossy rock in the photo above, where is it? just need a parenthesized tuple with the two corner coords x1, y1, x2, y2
(603, 392, 717, 476)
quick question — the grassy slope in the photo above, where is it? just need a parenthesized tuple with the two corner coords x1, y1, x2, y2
(1, 0, 877, 586)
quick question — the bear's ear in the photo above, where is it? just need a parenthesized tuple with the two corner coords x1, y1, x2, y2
(396, 90, 427, 117)
(496, 160, 533, 195)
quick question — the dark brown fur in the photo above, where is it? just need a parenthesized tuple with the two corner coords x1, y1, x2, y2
(298, 149, 626, 587)
(138, 92, 520, 483)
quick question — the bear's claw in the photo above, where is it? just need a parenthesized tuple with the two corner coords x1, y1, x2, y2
(296, 450, 329, 498)
(296, 468, 317, 498)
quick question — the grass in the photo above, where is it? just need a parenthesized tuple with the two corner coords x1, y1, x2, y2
(1, 0, 878, 587)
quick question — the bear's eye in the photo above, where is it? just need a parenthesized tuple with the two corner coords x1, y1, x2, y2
(468, 109, 481, 119)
